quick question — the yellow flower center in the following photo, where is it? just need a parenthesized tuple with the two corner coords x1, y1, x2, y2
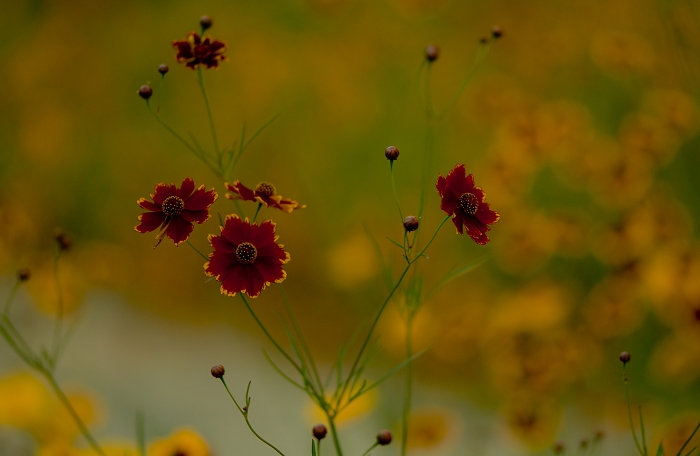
(458, 193, 479, 215)
(236, 242, 257, 264)
(162, 196, 184, 216)
(254, 182, 276, 197)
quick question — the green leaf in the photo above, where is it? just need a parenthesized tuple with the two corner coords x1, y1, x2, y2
(263, 350, 305, 391)
(229, 114, 280, 173)
(312, 440, 317, 456)
(657, 442, 665, 456)
(640, 407, 649, 456)
(676, 421, 700, 456)
(386, 236, 405, 250)
(426, 254, 489, 299)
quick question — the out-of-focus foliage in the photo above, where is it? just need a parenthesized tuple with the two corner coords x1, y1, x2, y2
(2, 0, 700, 453)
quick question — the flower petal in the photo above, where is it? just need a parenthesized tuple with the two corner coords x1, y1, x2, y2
(205, 250, 239, 280)
(257, 242, 291, 264)
(182, 209, 210, 224)
(165, 215, 194, 246)
(225, 181, 256, 202)
(186, 186, 218, 211)
(152, 182, 177, 204)
(440, 187, 459, 216)
(436, 174, 448, 197)
(255, 259, 286, 285)
(476, 203, 500, 225)
(137, 198, 160, 212)
(221, 214, 249, 244)
(451, 213, 465, 235)
(135, 211, 166, 233)
(208, 234, 237, 254)
(463, 215, 490, 245)
(445, 164, 469, 195)
(177, 178, 196, 199)
(249, 220, 277, 247)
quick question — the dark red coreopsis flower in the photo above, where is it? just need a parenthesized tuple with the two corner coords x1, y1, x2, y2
(172, 32, 227, 70)
(135, 178, 218, 247)
(436, 164, 500, 245)
(205, 215, 290, 298)
(225, 181, 305, 213)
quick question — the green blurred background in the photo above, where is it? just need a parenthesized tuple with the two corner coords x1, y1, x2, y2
(1, 0, 700, 454)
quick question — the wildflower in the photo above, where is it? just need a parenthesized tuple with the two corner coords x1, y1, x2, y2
(135, 178, 217, 247)
(225, 180, 304, 213)
(403, 215, 419, 232)
(172, 32, 227, 70)
(149, 429, 210, 456)
(204, 215, 289, 298)
(312, 424, 327, 440)
(435, 164, 500, 245)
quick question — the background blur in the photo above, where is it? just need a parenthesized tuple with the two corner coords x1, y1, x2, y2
(1, 0, 700, 454)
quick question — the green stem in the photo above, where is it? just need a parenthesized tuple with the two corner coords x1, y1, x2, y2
(220, 378, 285, 456)
(186, 240, 209, 261)
(51, 251, 64, 364)
(2, 281, 20, 315)
(1, 315, 36, 364)
(252, 203, 263, 223)
(623, 366, 645, 456)
(316, 438, 321, 456)
(401, 316, 413, 456)
(389, 161, 403, 223)
(361, 442, 379, 456)
(40, 367, 106, 456)
(239, 294, 304, 375)
(424, 63, 434, 119)
(197, 66, 221, 160)
(325, 412, 343, 456)
(0, 323, 37, 367)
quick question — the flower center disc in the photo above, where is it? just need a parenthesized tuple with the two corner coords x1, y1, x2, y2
(458, 192, 479, 215)
(254, 182, 276, 197)
(236, 242, 258, 264)
(162, 196, 185, 216)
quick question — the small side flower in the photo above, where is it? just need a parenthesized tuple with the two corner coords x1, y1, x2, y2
(135, 178, 218, 247)
(436, 164, 500, 245)
(225, 180, 305, 213)
(172, 32, 227, 70)
(204, 215, 290, 298)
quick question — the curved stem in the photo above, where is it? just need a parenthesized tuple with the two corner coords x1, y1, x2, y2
(324, 411, 343, 456)
(41, 368, 106, 456)
(389, 161, 403, 223)
(623, 366, 644, 456)
(400, 316, 413, 456)
(2, 281, 20, 315)
(220, 378, 285, 456)
(252, 203, 263, 223)
(198, 66, 221, 159)
(361, 442, 379, 456)
(186, 240, 209, 261)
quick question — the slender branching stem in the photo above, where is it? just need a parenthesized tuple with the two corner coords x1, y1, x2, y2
(197, 66, 221, 160)
(186, 240, 210, 261)
(2, 281, 20, 315)
(324, 411, 343, 456)
(623, 365, 645, 456)
(253, 203, 263, 223)
(219, 378, 285, 456)
(401, 316, 413, 456)
(51, 251, 65, 364)
(389, 161, 403, 223)
(361, 442, 379, 456)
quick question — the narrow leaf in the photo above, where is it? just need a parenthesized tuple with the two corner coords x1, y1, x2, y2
(676, 421, 700, 456)
(657, 441, 665, 456)
(263, 350, 305, 391)
(386, 237, 405, 250)
(640, 407, 648, 456)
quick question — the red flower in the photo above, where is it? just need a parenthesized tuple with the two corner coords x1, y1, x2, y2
(436, 164, 500, 245)
(204, 215, 290, 298)
(172, 32, 227, 70)
(135, 178, 218, 247)
(225, 180, 305, 213)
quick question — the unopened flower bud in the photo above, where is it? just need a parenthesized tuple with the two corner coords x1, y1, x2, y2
(210, 364, 225, 378)
(479, 36, 488, 44)
(376, 430, 392, 446)
(242, 405, 248, 412)
(492, 26, 503, 39)
(553, 442, 565, 454)
(200, 15, 213, 30)
(403, 216, 419, 232)
(138, 85, 153, 100)
(158, 64, 169, 75)
(580, 439, 589, 450)
(384, 146, 399, 161)
(619, 351, 631, 364)
(594, 430, 605, 441)
(55, 231, 72, 251)
(425, 44, 439, 62)
(17, 268, 31, 282)
(312, 424, 327, 440)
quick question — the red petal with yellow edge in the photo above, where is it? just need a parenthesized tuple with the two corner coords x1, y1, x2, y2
(152, 182, 177, 204)
(178, 178, 196, 199)
(221, 215, 250, 245)
(137, 198, 160, 212)
(135, 212, 166, 233)
(165, 215, 193, 245)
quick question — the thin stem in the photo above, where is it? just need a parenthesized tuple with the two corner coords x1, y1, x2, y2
(277, 285, 324, 397)
(316, 438, 321, 456)
(252, 203, 263, 223)
(186, 240, 209, 261)
(2, 281, 20, 315)
(220, 378, 285, 456)
(40, 368, 106, 456)
(51, 251, 64, 364)
(400, 316, 413, 456)
(239, 294, 304, 374)
(389, 161, 404, 223)
(424, 63, 434, 119)
(1, 315, 36, 364)
(0, 323, 37, 367)
(197, 66, 221, 159)
(623, 366, 645, 456)
(325, 412, 343, 456)
(361, 442, 379, 456)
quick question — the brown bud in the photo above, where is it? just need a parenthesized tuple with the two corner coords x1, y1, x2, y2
(579, 439, 589, 450)
(479, 37, 488, 44)
(594, 430, 605, 442)
(210, 364, 225, 378)
(242, 405, 248, 412)
(403, 215, 419, 232)
(619, 351, 631, 364)
(138, 85, 153, 100)
(17, 268, 31, 282)
(492, 26, 503, 39)
(425, 44, 439, 62)
(55, 230, 72, 251)
(552, 442, 565, 454)
(158, 64, 169, 75)
(312, 424, 327, 440)
(376, 430, 392, 446)
(384, 146, 399, 161)
(200, 15, 213, 31)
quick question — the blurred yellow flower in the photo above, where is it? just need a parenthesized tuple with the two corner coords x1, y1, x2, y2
(327, 233, 379, 289)
(405, 407, 462, 455)
(26, 259, 88, 316)
(306, 388, 377, 427)
(503, 395, 561, 451)
(653, 412, 700, 456)
(583, 272, 646, 340)
(0, 372, 51, 430)
(148, 429, 210, 456)
(590, 30, 655, 77)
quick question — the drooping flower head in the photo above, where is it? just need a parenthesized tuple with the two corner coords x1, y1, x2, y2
(436, 164, 500, 245)
(225, 180, 305, 213)
(135, 178, 217, 247)
(172, 32, 227, 70)
(205, 215, 289, 298)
